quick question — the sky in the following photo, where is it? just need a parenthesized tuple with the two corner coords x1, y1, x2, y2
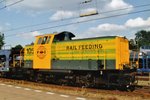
(0, 0, 150, 47)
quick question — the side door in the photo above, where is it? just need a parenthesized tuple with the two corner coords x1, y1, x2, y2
(33, 35, 54, 69)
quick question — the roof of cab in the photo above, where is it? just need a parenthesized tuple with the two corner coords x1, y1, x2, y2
(35, 31, 75, 38)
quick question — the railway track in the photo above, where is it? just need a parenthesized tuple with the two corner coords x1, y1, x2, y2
(0, 78, 150, 100)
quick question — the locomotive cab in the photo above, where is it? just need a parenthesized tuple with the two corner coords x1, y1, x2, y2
(33, 31, 75, 69)
(33, 34, 54, 69)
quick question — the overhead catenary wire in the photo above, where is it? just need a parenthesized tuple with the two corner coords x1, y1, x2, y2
(5, 8, 150, 38)
(0, 0, 24, 11)
(2, 3, 150, 33)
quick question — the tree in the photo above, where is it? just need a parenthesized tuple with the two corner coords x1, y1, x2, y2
(14, 44, 23, 50)
(0, 33, 5, 50)
(11, 44, 23, 55)
(12, 44, 23, 51)
(129, 39, 137, 50)
(135, 30, 150, 49)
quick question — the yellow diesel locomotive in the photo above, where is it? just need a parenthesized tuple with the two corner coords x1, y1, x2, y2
(10, 31, 137, 90)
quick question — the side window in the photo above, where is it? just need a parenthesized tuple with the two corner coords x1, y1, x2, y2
(41, 36, 47, 44)
(37, 37, 43, 44)
(46, 36, 51, 44)
(37, 36, 51, 44)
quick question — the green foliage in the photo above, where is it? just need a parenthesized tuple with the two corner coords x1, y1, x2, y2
(0, 33, 5, 50)
(135, 30, 150, 48)
(14, 44, 23, 49)
(129, 39, 137, 50)
(11, 44, 23, 55)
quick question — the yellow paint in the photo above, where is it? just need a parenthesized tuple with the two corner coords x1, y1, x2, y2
(51, 39, 116, 61)
(115, 37, 129, 70)
(51, 36, 130, 70)
(33, 34, 55, 69)
(24, 32, 130, 70)
(24, 45, 34, 60)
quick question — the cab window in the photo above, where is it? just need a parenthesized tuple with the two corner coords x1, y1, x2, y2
(46, 36, 50, 44)
(37, 36, 50, 44)
(37, 37, 42, 44)
(41, 36, 48, 44)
